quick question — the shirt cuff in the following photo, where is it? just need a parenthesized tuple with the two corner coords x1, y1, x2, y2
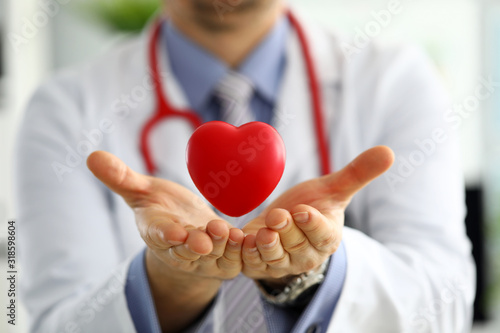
(124, 248, 219, 333)
(125, 248, 162, 333)
(261, 241, 347, 333)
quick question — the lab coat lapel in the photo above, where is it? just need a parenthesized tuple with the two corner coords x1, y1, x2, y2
(267, 12, 340, 203)
(146, 29, 202, 193)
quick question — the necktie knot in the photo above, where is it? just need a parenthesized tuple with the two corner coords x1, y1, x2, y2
(213, 71, 254, 126)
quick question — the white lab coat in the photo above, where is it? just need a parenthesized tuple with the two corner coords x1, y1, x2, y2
(16, 11, 475, 333)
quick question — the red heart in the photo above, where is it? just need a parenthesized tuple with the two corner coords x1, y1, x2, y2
(186, 121, 286, 217)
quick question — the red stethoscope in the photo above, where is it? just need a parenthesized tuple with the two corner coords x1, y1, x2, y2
(140, 10, 331, 176)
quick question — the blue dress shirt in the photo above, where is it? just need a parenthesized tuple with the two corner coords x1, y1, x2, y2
(125, 16, 347, 333)
(164, 17, 288, 124)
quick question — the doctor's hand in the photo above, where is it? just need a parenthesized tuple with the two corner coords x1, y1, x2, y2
(87, 151, 244, 333)
(241, 146, 394, 284)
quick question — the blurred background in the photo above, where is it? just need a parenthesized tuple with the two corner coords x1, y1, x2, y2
(0, 0, 499, 332)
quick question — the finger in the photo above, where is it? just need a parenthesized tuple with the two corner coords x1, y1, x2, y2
(291, 204, 340, 253)
(204, 220, 230, 259)
(225, 228, 245, 260)
(242, 234, 266, 270)
(185, 229, 213, 255)
(217, 228, 245, 271)
(136, 208, 189, 249)
(169, 245, 198, 262)
(255, 228, 290, 270)
(264, 208, 309, 255)
(167, 229, 215, 269)
(324, 145, 394, 201)
(87, 151, 151, 207)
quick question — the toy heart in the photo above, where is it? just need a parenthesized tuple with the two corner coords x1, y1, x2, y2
(186, 121, 286, 217)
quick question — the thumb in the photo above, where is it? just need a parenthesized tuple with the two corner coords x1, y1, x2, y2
(324, 145, 395, 201)
(87, 151, 151, 207)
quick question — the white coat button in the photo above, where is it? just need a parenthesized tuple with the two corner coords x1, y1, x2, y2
(306, 324, 320, 333)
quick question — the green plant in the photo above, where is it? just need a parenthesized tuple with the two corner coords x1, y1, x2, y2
(87, 0, 160, 32)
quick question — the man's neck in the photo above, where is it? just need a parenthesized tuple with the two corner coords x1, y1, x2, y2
(165, 1, 285, 68)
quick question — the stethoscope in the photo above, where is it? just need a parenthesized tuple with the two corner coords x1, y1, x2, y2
(140, 10, 331, 176)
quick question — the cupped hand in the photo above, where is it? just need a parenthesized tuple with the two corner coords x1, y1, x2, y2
(241, 146, 395, 281)
(87, 151, 244, 281)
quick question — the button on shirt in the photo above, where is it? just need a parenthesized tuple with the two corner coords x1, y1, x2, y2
(125, 17, 347, 333)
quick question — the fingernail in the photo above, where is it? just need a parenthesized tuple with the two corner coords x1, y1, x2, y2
(185, 243, 204, 255)
(261, 237, 278, 249)
(247, 247, 258, 253)
(168, 240, 183, 246)
(293, 212, 309, 223)
(228, 238, 238, 247)
(271, 219, 288, 230)
(208, 230, 222, 241)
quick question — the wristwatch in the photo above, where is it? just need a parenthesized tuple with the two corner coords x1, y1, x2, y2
(256, 257, 330, 307)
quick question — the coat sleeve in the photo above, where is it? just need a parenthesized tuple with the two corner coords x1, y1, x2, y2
(15, 72, 138, 332)
(327, 44, 476, 332)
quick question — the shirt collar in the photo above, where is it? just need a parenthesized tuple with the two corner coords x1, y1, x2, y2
(164, 16, 289, 111)
(237, 17, 288, 103)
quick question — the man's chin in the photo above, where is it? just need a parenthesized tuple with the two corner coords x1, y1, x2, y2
(191, 0, 258, 11)
(166, 0, 281, 33)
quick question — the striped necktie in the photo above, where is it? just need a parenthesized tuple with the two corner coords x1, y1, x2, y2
(214, 71, 255, 126)
(210, 72, 268, 333)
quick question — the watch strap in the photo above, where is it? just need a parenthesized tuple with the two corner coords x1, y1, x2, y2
(256, 257, 330, 307)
